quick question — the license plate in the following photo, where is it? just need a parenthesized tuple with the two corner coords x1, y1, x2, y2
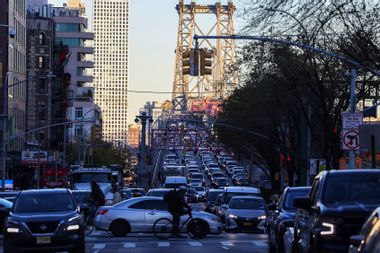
(36, 236, 51, 244)
(243, 222, 252, 227)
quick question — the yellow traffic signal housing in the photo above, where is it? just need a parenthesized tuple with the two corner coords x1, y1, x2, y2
(182, 49, 199, 76)
(200, 49, 212, 76)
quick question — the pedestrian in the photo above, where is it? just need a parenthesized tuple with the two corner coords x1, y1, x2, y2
(90, 181, 105, 207)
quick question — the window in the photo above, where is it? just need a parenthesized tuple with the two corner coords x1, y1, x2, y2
(38, 33, 45, 45)
(38, 56, 45, 68)
(75, 107, 83, 119)
(74, 125, 83, 137)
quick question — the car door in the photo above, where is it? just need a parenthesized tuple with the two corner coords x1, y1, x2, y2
(144, 200, 172, 230)
(127, 200, 153, 232)
(297, 179, 319, 253)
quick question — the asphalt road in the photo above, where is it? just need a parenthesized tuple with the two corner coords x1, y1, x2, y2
(0, 231, 269, 253)
(85, 231, 268, 253)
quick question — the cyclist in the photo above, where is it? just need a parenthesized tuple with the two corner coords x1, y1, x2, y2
(165, 186, 192, 237)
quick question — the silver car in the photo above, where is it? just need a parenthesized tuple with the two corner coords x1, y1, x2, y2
(94, 196, 224, 237)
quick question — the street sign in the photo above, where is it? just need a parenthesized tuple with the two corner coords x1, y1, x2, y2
(342, 129, 360, 150)
(342, 112, 363, 130)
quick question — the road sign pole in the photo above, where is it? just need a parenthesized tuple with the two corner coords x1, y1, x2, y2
(348, 69, 357, 169)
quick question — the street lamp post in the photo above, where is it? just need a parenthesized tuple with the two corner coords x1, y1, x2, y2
(135, 112, 153, 187)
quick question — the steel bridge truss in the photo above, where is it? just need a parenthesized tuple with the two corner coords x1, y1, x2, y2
(172, 0, 237, 112)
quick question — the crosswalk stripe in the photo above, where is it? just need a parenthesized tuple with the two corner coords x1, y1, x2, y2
(189, 241, 202, 247)
(93, 243, 106, 249)
(158, 242, 170, 247)
(252, 240, 267, 247)
(221, 241, 235, 247)
(124, 243, 136, 248)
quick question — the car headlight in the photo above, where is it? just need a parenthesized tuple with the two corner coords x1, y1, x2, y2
(320, 222, 335, 235)
(6, 227, 21, 233)
(66, 224, 80, 231)
(228, 214, 238, 219)
(258, 215, 267, 220)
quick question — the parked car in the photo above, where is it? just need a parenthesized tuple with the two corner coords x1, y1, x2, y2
(3, 189, 85, 253)
(93, 196, 224, 237)
(224, 196, 268, 232)
(293, 169, 380, 253)
(349, 206, 380, 253)
(267, 186, 311, 253)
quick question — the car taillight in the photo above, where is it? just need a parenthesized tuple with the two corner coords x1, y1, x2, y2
(97, 210, 109, 215)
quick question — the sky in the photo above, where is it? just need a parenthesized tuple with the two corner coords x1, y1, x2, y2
(49, 0, 245, 124)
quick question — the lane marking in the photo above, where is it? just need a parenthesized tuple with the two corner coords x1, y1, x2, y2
(124, 243, 136, 248)
(252, 240, 267, 247)
(189, 241, 203, 247)
(222, 246, 230, 250)
(93, 243, 106, 249)
(221, 241, 235, 247)
(158, 242, 170, 247)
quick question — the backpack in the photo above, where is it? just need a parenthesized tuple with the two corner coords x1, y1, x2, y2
(163, 189, 176, 203)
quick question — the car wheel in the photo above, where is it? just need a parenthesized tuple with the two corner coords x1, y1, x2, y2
(110, 219, 130, 237)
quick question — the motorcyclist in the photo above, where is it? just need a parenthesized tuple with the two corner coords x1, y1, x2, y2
(164, 186, 192, 237)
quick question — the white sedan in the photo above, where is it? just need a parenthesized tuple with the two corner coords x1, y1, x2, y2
(94, 196, 224, 237)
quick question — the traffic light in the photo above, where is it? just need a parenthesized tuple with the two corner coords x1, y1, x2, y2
(182, 49, 198, 76)
(200, 48, 212, 76)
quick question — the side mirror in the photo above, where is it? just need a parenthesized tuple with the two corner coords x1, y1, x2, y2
(293, 197, 311, 210)
(268, 203, 277, 211)
(350, 235, 364, 248)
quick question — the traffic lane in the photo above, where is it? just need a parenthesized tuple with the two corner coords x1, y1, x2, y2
(85, 233, 268, 253)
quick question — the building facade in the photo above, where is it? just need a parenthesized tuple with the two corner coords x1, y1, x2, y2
(127, 124, 140, 149)
(0, 0, 27, 153)
(26, 9, 55, 149)
(93, 0, 129, 145)
(52, 0, 101, 144)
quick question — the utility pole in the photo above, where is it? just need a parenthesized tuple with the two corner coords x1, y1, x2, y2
(348, 69, 357, 169)
(135, 112, 153, 187)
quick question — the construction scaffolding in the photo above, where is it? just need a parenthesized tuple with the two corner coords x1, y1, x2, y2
(172, 0, 237, 112)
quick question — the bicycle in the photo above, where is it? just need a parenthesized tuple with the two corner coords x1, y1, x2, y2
(153, 213, 208, 240)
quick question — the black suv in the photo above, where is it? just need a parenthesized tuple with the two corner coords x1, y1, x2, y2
(3, 189, 85, 253)
(293, 169, 380, 253)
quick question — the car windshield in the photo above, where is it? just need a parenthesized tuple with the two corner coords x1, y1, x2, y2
(225, 192, 260, 204)
(322, 174, 380, 205)
(284, 189, 310, 210)
(207, 191, 223, 202)
(14, 193, 76, 213)
(72, 173, 112, 183)
(191, 174, 203, 179)
(229, 198, 265, 210)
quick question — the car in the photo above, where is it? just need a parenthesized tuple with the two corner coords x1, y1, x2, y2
(349, 206, 380, 253)
(93, 196, 224, 237)
(185, 188, 198, 203)
(0, 191, 19, 203)
(205, 189, 224, 214)
(0, 198, 13, 234)
(211, 178, 229, 189)
(190, 178, 203, 187)
(267, 186, 311, 253)
(164, 176, 188, 188)
(3, 189, 85, 253)
(146, 188, 173, 198)
(293, 169, 380, 253)
(71, 190, 92, 220)
(194, 186, 207, 202)
(224, 196, 268, 232)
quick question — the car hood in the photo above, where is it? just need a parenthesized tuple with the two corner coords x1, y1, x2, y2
(227, 209, 266, 218)
(9, 210, 78, 222)
(192, 211, 220, 220)
(321, 202, 378, 217)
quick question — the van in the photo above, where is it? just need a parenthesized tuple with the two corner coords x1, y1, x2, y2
(164, 176, 188, 189)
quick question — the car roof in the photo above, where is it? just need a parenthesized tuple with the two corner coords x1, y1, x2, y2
(286, 186, 311, 191)
(318, 169, 380, 178)
(230, 196, 263, 200)
(20, 188, 70, 195)
(224, 186, 260, 193)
